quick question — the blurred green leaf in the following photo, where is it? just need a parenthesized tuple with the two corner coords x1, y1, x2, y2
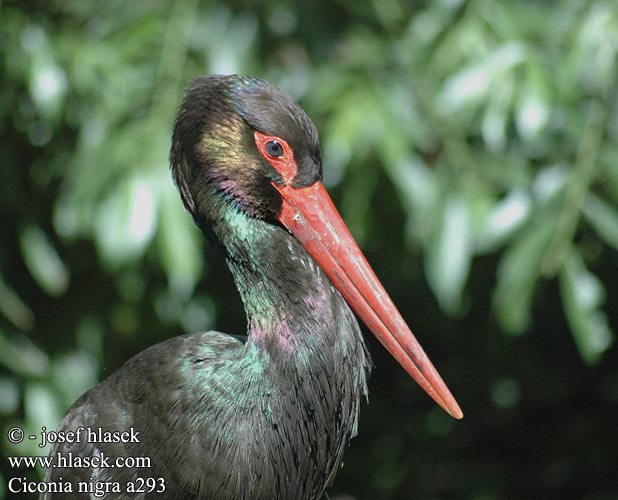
(93, 174, 158, 267)
(0, 274, 35, 331)
(425, 194, 472, 313)
(582, 193, 618, 252)
(494, 215, 556, 334)
(388, 156, 438, 244)
(573, 2, 618, 95)
(476, 190, 531, 253)
(532, 164, 571, 203)
(559, 248, 613, 363)
(0, 378, 20, 415)
(0, 330, 49, 378)
(157, 181, 204, 297)
(515, 62, 550, 142)
(481, 73, 514, 152)
(322, 86, 377, 186)
(436, 42, 525, 115)
(490, 377, 522, 409)
(22, 24, 67, 123)
(18, 225, 70, 297)
(23, 383, 62, 456)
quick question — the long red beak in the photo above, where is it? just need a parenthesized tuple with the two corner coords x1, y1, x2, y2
(274, 181, 463, 419)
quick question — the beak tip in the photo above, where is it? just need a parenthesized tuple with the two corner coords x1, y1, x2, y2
(452, 408, 464, 420)
(432, 388, 464, 420)
(443, 400, 464, 420)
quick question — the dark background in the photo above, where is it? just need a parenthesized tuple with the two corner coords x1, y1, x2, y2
(1, 1, 618, 499)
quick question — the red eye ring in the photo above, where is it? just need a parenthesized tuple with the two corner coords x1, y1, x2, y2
(255, 131, 297, 183)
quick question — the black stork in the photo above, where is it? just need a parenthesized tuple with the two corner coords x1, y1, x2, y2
(43, 75, 462, 500)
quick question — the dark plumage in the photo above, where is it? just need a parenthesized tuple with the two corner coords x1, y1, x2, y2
(43, 75, 460, 500)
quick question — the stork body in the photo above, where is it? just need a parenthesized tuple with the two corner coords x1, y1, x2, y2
(46, 231, 368, 500)
(43, 75, 461, 500)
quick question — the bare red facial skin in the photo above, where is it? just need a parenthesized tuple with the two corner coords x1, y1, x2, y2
(254, 131, 297, 183)
(254, 131, 463, 420)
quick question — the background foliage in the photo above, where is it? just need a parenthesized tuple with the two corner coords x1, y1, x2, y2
(1, 0, 617, 498)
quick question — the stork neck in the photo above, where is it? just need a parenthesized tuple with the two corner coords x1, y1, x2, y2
(211, 201, 339, 348)
(190, 196, 370, 500)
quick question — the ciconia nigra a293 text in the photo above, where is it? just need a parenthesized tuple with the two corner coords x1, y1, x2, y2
(43, 75, 462, 500)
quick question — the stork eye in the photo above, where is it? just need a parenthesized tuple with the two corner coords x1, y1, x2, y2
(265, 140, 283, 158)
